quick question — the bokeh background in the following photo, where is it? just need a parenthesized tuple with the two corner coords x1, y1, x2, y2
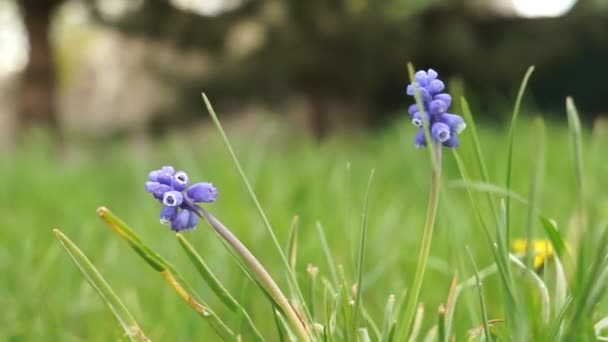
(1, 0, 608, 340)
(1, 0, 608, 144)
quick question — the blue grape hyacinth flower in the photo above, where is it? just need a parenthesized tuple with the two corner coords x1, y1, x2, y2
(406, 69, 466, 148)
(145, 166, 218, 232)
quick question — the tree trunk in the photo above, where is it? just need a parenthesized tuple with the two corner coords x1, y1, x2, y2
(18, 0, 62, 133)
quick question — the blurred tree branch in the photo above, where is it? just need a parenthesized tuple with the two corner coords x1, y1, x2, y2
(14, 0, 608, 138)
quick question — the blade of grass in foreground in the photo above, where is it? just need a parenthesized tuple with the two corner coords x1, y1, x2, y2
(452, 152, 519, 337)
(504, 66, 535, 242)
(566, 97, 586, 234)
(524, 117, 545, 269)
(460, 97, 499, 224)
(352, 169, 375, 335)
(466, 246, 492, 342)
(201, 93, 312, 324)
(53, 229, 150, 342)
(176, 234, 265, 341)
(96, 207, 234, 340)
(380, 294, 396, 342)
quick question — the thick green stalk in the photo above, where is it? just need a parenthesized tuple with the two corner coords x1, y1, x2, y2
(195, 207, 310, 341)
(398, 143, 442, 340)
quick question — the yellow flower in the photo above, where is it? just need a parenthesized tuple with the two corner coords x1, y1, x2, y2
(512, 239, 554, 270)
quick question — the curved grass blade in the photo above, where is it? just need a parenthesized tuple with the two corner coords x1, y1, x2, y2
(460, 97, 499, 224)
(466, 246, 492, 342)
(177, 234, 239, 311)
(508, 254, 550, 324)
(176, 234, 265, 341)
(450, 180, 567, 258)
(316, 221, 339, 286)
(565, 97, 585, 208)
(449, 180, 528, 205)
(352, 169, 375, 335)
(524, 117, 545, 268)
(96, 207, 234, 340)
(201, 93, 312, 324)
(452, 151, 518, 332)
(437, 304, 447, 342)
(406, 304, 424, 342)
(539, 217, 567, 259)
(53, 229, 150, 342)
(504, 66, 535, 241)
(381, 295, 396, 342)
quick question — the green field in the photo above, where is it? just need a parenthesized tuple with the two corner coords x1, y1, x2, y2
(1, 107, 607, 340)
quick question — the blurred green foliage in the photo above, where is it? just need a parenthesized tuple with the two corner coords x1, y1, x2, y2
(1, 112, 607, 340)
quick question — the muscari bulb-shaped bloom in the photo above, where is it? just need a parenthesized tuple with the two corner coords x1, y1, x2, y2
(160, 206, 178, 225)
(146, 166, 218, 232)
(429, 99, 448, 116)
(172, 171, 189, 191)
(171, 209, 199, 232)
(431, 122, 451, 143)
(149, 166, 175, 185)
(427, 79, 444, 95)
(187, 182, 218, 203)
(439, 113, 466, 134)
(405, 69, 465, 148)
(171, 209, 192, 231)
(146, 182, 173, 200)
(412, 112, 423, 128)
(408, 104, 419, 116)
(414, 129, 427, 148)
(163, 190, 184, 207)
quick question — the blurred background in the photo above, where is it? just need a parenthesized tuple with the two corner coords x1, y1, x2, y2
(1, 0, 607, 147)
(2, 0, 608, 340)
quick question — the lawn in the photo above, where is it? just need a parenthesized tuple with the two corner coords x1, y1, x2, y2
(1, 102, 607, 340)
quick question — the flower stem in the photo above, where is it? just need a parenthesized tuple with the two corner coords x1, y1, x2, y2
(398, 143, 442, 340)
(194, 206, 310, 341)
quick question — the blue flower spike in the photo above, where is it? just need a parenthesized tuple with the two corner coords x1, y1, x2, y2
(145, 166, 218, 232)
(406, 68, 465, 148)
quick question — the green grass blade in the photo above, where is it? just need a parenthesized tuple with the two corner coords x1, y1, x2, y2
(406, 304, 424, 342)
(539, 217, 567, 259)
(201, 94, 311, 322)
(352, 169, 375, 334)
(360, 301, 381, 340)
(460, 97, 499, 224)
(437, 304, 447, 342)
(565, 97, 585, 205)
(97, 207, 234, 340)
(524, 117, 545, 268)
(307, 264, 319, 320)
(553, 252, 568, 319)
(97, 207, 165, 272)
(358, 328, 372, 342)
(273, 308, 289, 342)
(449, 180, 528, 204)
(316, 221, 339, 286)
(286, 215, 299, 275)
(565, 97, 586, 233)
(466, 246, 492, 342)
(452, 152, 518, 336)
(381, 295, 396, 342)
(338, 265, 352, 341)
(177, 234, 239, 311)
(176, 234, 265, 341)
(53, 229, 149, 342)
(508, 254, 550, 324)
(504, 66, 535, 241)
